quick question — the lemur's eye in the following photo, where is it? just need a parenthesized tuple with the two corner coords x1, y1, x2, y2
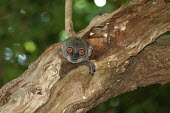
(79, 49, 85, 56)
(67, 47, 73, 53)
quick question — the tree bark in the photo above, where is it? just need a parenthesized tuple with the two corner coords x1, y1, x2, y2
(0, 0, 170, 113)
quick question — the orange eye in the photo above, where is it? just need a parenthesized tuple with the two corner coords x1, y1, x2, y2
(79, 49, 85, 56)
(67, 47, 73, 53)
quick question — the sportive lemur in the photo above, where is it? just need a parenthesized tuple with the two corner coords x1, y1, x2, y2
(60, 37, 95, 77)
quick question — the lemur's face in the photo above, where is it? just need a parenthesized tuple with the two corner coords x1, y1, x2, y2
(61, 37, 92, 63)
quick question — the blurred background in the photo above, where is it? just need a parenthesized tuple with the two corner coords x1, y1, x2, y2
(0, 0, 170, 113)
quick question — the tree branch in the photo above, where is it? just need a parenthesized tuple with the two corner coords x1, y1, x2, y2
(65, 0, 76, 37)
(81, 35, 170, 112)
(0, 0, 170, 113)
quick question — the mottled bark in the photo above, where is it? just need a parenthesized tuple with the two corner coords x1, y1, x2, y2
(0, 0, 170, 113)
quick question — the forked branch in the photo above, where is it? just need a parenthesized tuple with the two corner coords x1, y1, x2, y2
(0, 0, 170, 113)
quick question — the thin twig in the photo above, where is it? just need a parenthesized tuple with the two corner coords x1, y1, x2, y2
(65, 0, 76, 37)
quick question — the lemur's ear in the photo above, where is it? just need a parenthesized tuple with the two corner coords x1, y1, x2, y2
(88, 43, 93, 57)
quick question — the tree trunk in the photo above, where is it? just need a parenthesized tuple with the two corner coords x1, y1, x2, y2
(0, 0, 170, 113)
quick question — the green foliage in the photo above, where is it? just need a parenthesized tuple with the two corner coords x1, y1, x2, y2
(0, 0, 170, 113)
